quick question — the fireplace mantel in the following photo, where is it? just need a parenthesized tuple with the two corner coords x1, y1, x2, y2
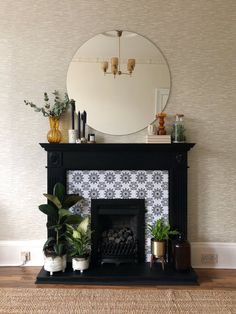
(40, 142, 194, 153)
(40, 143, 195, 239)
(37, 142, 197, 285)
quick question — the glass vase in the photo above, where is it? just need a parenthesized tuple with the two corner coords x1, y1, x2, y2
(47, 117, 62, 143)
(171, 114, 186, 143)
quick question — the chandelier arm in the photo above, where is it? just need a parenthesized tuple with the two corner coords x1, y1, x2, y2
(118, 34, 121, 73)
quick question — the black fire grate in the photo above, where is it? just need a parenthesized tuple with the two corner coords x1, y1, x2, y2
(101, 227, 137, 257)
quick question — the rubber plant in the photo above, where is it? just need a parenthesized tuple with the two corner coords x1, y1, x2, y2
(39, 182, 83, 258)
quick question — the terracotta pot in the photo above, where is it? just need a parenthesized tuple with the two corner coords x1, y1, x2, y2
(72, 257, 90, 273)
(44, 254, 67, 276)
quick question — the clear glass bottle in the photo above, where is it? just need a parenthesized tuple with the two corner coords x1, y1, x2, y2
(171, 114, 186, 143)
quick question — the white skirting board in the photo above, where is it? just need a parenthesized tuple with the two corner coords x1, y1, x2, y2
(191, 242, 236, 269)
(0, 240, 235, 268)
(0, 240, 45, 266)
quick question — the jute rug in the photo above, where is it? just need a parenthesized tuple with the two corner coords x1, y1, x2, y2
(0, 288, 235, 314)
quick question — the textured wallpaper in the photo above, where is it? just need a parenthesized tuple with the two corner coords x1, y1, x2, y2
(0, 0, 236, 242)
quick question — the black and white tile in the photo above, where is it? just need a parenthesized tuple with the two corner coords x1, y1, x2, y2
(67, 170, 168, 261)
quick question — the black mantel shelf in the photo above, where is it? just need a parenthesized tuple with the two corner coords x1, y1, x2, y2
(37, 142, 197, 285)
(40, 143, 195, 153)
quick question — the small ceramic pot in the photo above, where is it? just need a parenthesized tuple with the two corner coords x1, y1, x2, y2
(68, 129, 78, 143)
(72, 257, 89, 273)
(44, 254, 67, 276)
(147, 124, 157, 135)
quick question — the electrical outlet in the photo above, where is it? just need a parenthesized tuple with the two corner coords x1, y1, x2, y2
(201, 253, 218, 265)
(20, 251, 31, 264)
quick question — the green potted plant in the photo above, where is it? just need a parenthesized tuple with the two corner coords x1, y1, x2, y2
(39, 182, 83, 276)
(24, 90, 74, 143)
(66, 217, 91, 273)
(148, 218, 179, 268)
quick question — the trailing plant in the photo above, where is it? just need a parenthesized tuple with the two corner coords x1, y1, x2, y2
(148, 218, 179, 241)
(66, 217, 91, 258)
(24, 90, 73, 117)
(39, 182, 83, 257)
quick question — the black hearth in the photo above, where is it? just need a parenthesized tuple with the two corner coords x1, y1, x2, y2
(91, 199, 145, 266)
(36, 143, 198, 285)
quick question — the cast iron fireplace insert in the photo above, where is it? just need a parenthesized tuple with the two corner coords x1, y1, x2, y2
(91, 199, 145, 266)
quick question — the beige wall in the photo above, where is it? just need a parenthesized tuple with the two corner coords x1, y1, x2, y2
(0, 0, 235, 242)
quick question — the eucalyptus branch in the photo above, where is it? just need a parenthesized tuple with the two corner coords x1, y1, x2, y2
(24, 90, 74, 118)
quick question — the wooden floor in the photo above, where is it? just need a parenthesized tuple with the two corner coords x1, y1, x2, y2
(0, 267, 235, 289)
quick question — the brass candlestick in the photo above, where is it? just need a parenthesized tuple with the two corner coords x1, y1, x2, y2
(156, 112, 167, 135)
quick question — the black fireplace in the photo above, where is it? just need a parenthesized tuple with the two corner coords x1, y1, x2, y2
(91, 199, 145, 266)
(36, 143, 198, 285)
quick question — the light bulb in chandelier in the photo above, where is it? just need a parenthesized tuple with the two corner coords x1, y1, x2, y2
(101, 30, 136, 77)
(127, 59, 135, 74)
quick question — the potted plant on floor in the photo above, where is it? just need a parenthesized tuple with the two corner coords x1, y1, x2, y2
(148, 218, 179, 269)
(66, 216, 91, 273)
(39, 182, 83, 276)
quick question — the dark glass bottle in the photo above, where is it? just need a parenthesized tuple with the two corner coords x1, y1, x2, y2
(173, 235, 191, 271)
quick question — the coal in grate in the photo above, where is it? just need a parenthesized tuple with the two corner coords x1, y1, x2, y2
(101, 227, 137, 257)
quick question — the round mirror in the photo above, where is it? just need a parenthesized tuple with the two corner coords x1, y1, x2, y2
(67, 30, 171, 135)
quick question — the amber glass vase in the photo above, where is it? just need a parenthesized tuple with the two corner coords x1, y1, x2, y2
(47, 117, 62, 143)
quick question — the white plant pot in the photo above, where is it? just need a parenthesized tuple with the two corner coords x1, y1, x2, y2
(44, 254, 67, 276)
(72, 257, 90, 273)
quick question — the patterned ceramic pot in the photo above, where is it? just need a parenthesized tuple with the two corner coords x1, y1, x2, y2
(44, 254, 67, 276)
(72, 257, 89, 273)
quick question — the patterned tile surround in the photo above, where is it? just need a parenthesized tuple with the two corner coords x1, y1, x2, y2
(67, 170, 168, 260)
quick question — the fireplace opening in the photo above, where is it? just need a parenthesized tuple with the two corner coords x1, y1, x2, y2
(91, 199, 145, 266)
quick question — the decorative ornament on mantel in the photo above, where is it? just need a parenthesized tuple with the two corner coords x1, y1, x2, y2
(156, 112, 167, 135)
(24, 90, 74, 143)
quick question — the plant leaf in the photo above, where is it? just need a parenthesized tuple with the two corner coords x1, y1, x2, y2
(63, 195, 83, 209)
(53, 183, 65, 203)
(65, 215, 82, 225)
(38, 204, 58, 218)
(43, 237, 55, 250)
(58, 208, 72, 219)
(78, 217, 89, 233)
(54, 243, 64, 256)
(43, 194, 62, 209)
(73, 230, 81, 239)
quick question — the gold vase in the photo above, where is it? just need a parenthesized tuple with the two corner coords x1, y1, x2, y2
(47, 117, 62, 143)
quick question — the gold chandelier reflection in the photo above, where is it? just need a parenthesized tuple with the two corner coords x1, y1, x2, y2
(101, 30, 136, 77)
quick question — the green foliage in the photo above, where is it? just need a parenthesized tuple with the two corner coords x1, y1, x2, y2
(66, 217, 91, 258)
(39, 182, 83, 257)
(148, 218, 179, 241)
(24, 90, 74, 118)
(171, 124, 186, 142)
